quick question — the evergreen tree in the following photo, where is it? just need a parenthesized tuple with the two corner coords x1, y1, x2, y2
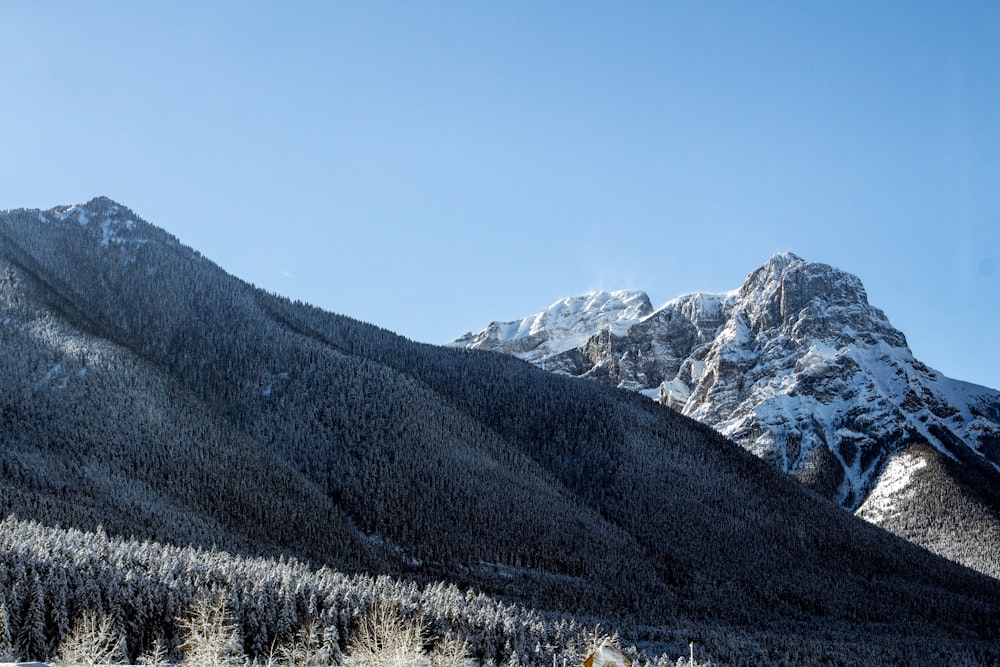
(17, 572, 48, 661)
(0, 599, 16, 661)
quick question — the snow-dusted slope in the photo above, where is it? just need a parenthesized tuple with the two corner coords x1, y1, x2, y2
(45, 198, 161, 261)
(855, 442, 1000, 579)
(453, 253, 1000, 514)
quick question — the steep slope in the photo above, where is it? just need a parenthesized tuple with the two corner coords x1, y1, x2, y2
(857, 442, 1000, 578)
(0, 199, 647, 605)
(453, 252, 1000, 577)
(1, 201, 999, 662)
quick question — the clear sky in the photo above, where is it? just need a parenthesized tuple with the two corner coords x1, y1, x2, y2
(2, 2, 998, 389)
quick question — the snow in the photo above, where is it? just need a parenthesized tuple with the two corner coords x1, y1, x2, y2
(584, 641, 631, 667)
(53, 205, 77, 221)
(658, 378, 690, 405)
(796, 342, 838, 372)
(461, 290, 652, 360)
(653, 290, 738, 327)
(856, 450, 928, 523)
(101, 215, 136, 248)
(707, 330, 1000, 502)
(51, 204, 91, 227)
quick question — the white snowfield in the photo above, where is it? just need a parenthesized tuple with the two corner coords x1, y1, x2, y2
(855, 449, 929, 523)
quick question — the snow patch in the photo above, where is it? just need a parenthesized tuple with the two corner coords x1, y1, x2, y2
(717, 313, 756, 362)
(53, 205, 77, 221)
(101, 214, 136, 248)
(856, 451, 928, 524)
(658, 378, 690, 406)
(796, 342, 838, 373)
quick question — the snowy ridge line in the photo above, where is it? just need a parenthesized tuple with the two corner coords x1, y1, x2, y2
(454, 252, 1000, 514)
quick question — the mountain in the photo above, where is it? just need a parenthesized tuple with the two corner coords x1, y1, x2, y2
(452, 252, 1000, 579)
(2, 201, 1000, 664)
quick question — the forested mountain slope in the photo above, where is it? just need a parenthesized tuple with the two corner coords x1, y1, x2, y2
(453, 253, 1000, 578)
(1, 199, 999, 664)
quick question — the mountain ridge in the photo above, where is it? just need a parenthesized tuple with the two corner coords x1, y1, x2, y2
(453, 251, 1000, 578)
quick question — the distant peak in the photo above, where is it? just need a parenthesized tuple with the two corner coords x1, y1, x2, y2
(80, 197, 139, 219)
(85, 195, 124, 208)
(730, 252, 901, 347)
(583, 288, 651, 307)
(43, 197, 149, 250)
(766, 251, 805, 268)
(537, 289, 652, 322)
(50, 196, 135, 219)
(750, 252, 853, 286)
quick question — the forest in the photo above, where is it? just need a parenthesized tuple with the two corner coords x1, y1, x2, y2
(2, 516, 995, 666)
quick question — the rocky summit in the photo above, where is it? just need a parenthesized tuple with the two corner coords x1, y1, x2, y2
(453, 252, 1000, 577)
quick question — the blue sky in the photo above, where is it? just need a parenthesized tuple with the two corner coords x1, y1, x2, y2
(2, 2, 998, 388)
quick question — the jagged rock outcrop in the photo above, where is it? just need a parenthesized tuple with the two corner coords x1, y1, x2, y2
(453, 252, 1000, 577)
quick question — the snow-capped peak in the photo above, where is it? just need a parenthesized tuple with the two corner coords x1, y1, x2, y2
(452, 254, 1000, 512)
(450, 289, 653, 364)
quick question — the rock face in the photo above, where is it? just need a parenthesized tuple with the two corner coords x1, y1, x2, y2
(453, 253, 1000, 512)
